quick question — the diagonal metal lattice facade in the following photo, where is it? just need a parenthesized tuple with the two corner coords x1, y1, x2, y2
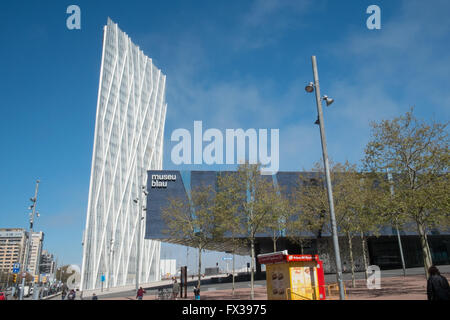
(80, 18, 166, 291)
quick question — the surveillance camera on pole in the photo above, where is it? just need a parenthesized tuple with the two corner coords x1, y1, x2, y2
(20, 180, 40, 300)
(322, 95, 334, 107)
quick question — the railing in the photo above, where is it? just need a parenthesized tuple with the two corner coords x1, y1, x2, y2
(284, 283, 347, 300)
(325, 283, 347, 300)
(156, 288, 172, 300)
(285, 287, 314, 300)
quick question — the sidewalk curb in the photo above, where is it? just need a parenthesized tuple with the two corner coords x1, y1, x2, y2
(41, 292, 62, 300)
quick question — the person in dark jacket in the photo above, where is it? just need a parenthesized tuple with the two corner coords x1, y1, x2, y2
(67, 289, 76, 300)
(193, 286, 200, 300)
(427, 266, 450, 301)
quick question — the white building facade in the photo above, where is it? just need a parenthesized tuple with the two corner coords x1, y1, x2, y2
(160, 259, 177, 279)
(81, 18, 167, 291)
(28, 231, 44, 276)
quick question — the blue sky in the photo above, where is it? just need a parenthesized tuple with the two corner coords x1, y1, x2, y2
(0, 0, 449, 270)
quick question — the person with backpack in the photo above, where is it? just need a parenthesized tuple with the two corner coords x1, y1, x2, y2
(193, 286, 200, 300)
(427, 266, 450, 301)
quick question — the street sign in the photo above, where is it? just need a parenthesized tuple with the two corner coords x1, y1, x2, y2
(12, 263, 20, 274)
(101, 275, 105, 282)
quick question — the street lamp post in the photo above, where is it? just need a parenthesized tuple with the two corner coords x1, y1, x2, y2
(20, 180, 40, 300)
(108, 238, 114, 289)
(134, 186, 148, 292)
(306, 56, 345, 300)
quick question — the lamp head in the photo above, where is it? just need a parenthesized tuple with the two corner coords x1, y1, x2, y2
(305, 82, 315, 93)
(322, 95, 334, 106)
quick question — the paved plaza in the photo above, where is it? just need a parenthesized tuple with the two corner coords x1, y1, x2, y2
(100, 272, 450, 301)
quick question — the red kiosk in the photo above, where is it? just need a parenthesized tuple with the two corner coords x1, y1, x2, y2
(257, 252, 326, 300)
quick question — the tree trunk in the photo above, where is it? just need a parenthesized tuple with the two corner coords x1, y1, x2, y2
(250, 237, 255, 300)
(232, 252, 235, 296)
(273, 238, 277, 252)
(347, 232, 356, 288)
(197, 247, 202, 290)
(417, 222, 433, 278)
(360, 232, 369, 280)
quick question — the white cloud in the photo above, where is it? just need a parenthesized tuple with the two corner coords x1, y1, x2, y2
(231, 0, 314, 50)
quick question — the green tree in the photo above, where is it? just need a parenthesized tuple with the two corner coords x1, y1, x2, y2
(364, 109, 449, 277)
(161, 184, 220, 290)
(0, 270, 13, 289)
(292, 161, 384, 287)
(262, 184, 291, 252)
(216, 163, 275, 300)
(215, 172, 246, 296)
(333, 162, 385, 286)
(289, 165, 329, 254)
(55, 265, 72, 283)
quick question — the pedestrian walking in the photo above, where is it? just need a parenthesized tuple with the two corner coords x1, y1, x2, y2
(136, 287, 146, 300)
(172, 279, 180, 300)
(67, 289, 76, 300)
(193, 286, 200, 300)
(92, 293, 98, 300)
(61, 289, 67, 300)
(427, 266, 450, 301)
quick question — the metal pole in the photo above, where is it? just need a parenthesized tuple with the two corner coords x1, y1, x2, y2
(107, 239, 113, 290)
(135, 191, 144, 292)
(54, 257, 58, 283)
(6, 270, 10, 289)
(311, 56, 345, 300)
(387, 171, 406, 277)
(20, 180, 40, 300)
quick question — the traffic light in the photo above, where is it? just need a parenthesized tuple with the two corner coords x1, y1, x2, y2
(13, 274, 17, 283)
